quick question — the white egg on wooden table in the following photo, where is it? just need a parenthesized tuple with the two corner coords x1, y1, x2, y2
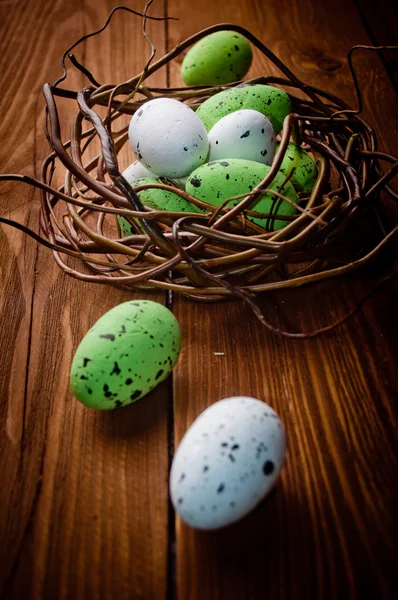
(170, 396, 286, 530)
(207, 109, 276, 164)
(128, 98, 209, 178)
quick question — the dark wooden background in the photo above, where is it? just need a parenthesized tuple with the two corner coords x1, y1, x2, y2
(0, 0, 397, 598)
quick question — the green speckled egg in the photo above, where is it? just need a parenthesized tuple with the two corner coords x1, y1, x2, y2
(182, 31, 252, 86)
(196, 85, 291, 134)
(118, 177, 204, 236)
(277, 142, 318, 192)
(186, 159, 297, 230)
(70, 300, 182, 410)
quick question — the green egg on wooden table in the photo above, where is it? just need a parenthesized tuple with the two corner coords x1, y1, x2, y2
(277, 142, 318, 192)
(181, 31, 252, 86)
(186, 158, 297, 230)
(117, 176, 204, 237)
(196, 84, 291, 134)
(70, 300, 182, 410)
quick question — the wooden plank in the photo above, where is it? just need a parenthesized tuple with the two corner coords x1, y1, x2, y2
(355, 0, 398, 92)
(0, 2, 171, 599)
(168, 0, 398, 598)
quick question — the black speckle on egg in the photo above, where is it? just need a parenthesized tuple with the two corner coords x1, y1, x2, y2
(100, 334, 115, 341)
(240, 130, 250, 138)
(130, 390, 142, 401)
(217, 483, 225, 494)
(155, 369, 164, 380)
(110, 362, 121, 376)
(83, 358, 91, 367)
(190, 176, 201, 188)
(263, 460, 275, 476)
(125, 378, 132, 385)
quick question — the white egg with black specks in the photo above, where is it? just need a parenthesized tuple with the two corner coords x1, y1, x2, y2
(128, 98, 209, 178)
(170, 396, 286, 530)
(207, 109, 276, 165)
(122, 160, 156, 183)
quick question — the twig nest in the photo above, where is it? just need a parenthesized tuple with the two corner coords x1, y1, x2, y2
(2, 20, 390, 328)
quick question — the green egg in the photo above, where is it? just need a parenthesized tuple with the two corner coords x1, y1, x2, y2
(118, 176, 204, 236)
(182, 31, 252, 86)
(70, 300, 182, 410)
(196, 84, 291, 134)
(277, 142, 318, 192)
(186, 158, 297, 230)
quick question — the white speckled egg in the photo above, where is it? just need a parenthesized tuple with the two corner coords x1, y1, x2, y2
(170, 396, 286, 530)
(128, 98, 209, 178)
(122, 160, 156, 183)
(171, 176, 188, 190)
(207, 109, 276, 165)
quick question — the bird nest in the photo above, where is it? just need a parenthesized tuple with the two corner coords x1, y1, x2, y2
(1, 7, 397, 336)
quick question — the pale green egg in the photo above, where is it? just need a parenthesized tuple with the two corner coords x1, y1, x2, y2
(196, 84, 291, 134)
(277, 142, 318, 192)
(186, 158, 297, 230)
(70, 300, 182, 410)
(182, 31, 252, 86)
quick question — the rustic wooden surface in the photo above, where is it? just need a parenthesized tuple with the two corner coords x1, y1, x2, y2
(0, 0, 397, 599)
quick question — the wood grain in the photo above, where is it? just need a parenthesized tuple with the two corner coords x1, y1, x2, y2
(355, 0, 398, 92)
(169, 0, 398, 599)
(0, 2, 170, 599)
(0, 0, 397, 599)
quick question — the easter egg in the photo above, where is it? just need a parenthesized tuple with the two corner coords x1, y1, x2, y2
(171, 176, 189, 190)
(186, 158, 297, 230)
(128, 98, 209, 178)
(207, 109, 275, 165)
(122, 160, 156, 183)
(181, 31, 252, 86)
(196, 84, 291, 134)
(277, 142, 318, 192)
(118, 176, 204, 236)
(70, 300, 182, 410)
(170, 396, 286, 530)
